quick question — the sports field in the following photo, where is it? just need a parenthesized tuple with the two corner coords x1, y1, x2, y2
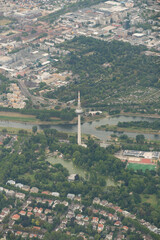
(127, 163, 156, 172)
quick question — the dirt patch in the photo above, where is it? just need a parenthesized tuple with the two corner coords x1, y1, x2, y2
(0, 112, 35, 118)
(0, 19, 11, 26)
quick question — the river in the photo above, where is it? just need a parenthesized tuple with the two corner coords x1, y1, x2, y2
(0, 115, 159, 141)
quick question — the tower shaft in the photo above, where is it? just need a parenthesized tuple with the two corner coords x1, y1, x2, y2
(78, 91, 81, 108)
(77, 114, 81, 145)
(76, 91, 83, 145)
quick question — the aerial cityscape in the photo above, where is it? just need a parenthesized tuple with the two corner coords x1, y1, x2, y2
(0, 0, 160, 239)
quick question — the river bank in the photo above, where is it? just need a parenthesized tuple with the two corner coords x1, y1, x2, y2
(0, 110, 107, 125)
(0, 114, 160, 141)
(0, 109, 159, 126)
(121, 112, 160, 119)
(97, 125, 160, 135)
(0, 111, 72, 125)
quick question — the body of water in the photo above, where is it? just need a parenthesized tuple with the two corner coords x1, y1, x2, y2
(0, 115, 159, 141)
(47, 156, 115, 187)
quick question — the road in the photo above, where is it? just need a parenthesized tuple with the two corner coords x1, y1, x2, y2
(17, 79, 48, 106)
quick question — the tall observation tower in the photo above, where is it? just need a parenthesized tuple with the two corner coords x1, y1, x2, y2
(75, 91, 83, 145)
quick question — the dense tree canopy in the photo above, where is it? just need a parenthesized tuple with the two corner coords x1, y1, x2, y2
(47, 36, 160, 108)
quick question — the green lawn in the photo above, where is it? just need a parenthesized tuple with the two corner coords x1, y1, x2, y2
(141, 194, 158, 208)
(0, 115, 36, 122)
(127, 163, 156, 172)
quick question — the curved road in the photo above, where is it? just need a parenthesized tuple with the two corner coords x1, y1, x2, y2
(17, 79, 48, 106)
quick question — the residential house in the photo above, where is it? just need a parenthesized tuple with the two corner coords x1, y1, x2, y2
(84, 216, 89, 222)
(22, 185, 30, 192)
(27, 206, 33, 212)
(15, 231, 22, 236)
(99, 210, 107, 217)
(19, 210, 26, 216)
(99, 219, 106, 224)
(8, 220, 15, 228)
(45, 209, 52, 215)
(30, 187, 39, 193)
(68, 174, 79, 181)
(100, 200, 108, 207)
(51, 192, 60, 197)
(108, 213, 114, 221)
(40, 214, 47, 221)
(76, 214, 84, 221)
(48, 216, 53, 224)
(15, 192, 25, 200)
(93, 197, 100, 205)
(15, 183, 23, 189)
(41, 191, 51, 195)
(6, 190, 15, 198)
(93, 209, 99, 214)
(123, 226, 129, 231)
(114, 221, 121, 226)
(67, 193, 75, 200)
(22, 232, 28, 238)
(27, 212, 33, 217)
(7, 180, 15, 185)
(2, 208, 10, 215)
(11, 214, 20, 221)
(92, 217, 99, 224)
(98, 223, 104, 233)
(62, 201, 68, 207)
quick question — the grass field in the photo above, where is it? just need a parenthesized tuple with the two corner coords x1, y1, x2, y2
(141, 194, 158, 208)
(0, 115, 37, 122)
(127, 163, 156, 172)
(0, 112, 62, 124)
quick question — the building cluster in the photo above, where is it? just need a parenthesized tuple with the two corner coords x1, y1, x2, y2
(0, 178, 159, 239)
(92, 197, 160, 236)
(0, 133, 17, 147)
(115, 149, 160, 167)
(6, 83, 27, 109)
(0, 0, 159, 108)
(123, 150, 160, 160)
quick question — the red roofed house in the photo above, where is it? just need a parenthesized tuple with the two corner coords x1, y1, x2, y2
(41, 191, 50, 195)
(92, 217, 99, 224)
(27, 212, 33, 217)
(29, 234, 37, 238)
(38, 208, 43, 214)
(47, 199, 53, 206)
(84, 216, 89, 222)
(97, 223, 104, 233)
(33, 207, 38, 213)
(15, 231, 22, 236)
(19, 210, 26, 216)
(2, 208, 10, 215)
(33, 226, 41, 230)
(114, 221, 121, 226)
(27, 207, 33, 212)
(92, 209, 99, 214)
(76, 214, 83, 221)
(11, 214, 20, 221)
(108, 213, 114, 220)
(45, 209, 52, 215)
(117, 209, 123, 213)
(123, 226, 129, 231)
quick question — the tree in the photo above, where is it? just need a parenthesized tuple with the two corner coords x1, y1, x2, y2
(2, 128, 7, 135)
(136, 134, 145, 144)
(32, 126, 38, 134)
